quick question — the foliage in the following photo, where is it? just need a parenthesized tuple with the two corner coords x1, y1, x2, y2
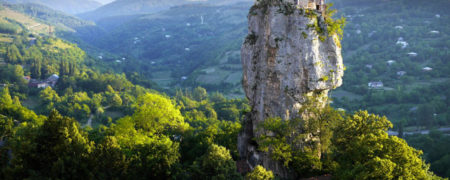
(256, 94, 342, 176)
(7, 110, 94, 179)
(191, 144, 242, 180)
(131, 93, 188, 135)
(0, 20, 20, 34)
(331, 110, 435, 179)
(324, 3, 346, 39)
(0, 87, 45, 123)
(405, 131, 450, 178)
(255, 95, 441, 179)
(245, 165, 274, 180)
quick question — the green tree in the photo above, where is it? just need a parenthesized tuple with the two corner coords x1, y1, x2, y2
(6, 45, 22, 63)
(193, 86, 208, 101)
(245, 165, 274, 180)
(131, 93, 188, 135)
(110, 93, 122, 107)
(0, 87, 13, 106)
(39, 87, 60, 104)
(0, 114, 13, 141)
(12, 65, 26, 85)
(31, 59, 42, 79)
(417, 104, 435, 128)
(8, 110, 94, 179)
(332, 111, 434, 179)
(191, 144, 242, 180)
(91, 136, 128, 179)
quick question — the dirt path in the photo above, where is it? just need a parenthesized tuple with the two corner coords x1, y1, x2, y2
(85, 114, 94, 127)
(83, 105, 111, 127)
(388, 127, 450, 136)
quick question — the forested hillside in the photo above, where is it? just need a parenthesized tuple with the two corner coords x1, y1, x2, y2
(0, 0, 448, 179)
(330, 0, 450, 128)
(87, 3, 249, 95)
(3, 0, 101, 14)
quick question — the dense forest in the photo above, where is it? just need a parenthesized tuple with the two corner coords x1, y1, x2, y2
(0, 0, 449, 179)
(0, 31, 445, 179)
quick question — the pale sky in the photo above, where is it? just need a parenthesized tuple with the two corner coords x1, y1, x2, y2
(95, 0, 115, 5)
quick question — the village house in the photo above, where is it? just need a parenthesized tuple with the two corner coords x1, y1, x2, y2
(408, 52, 418, 57)
(423, 67, 433, 71)
(397, 71, 406, 76)
(46, 74, 59, 87)
(368, 31, 376, 37)
(430, 30, 439, 34)
(387, 60, 396, 65)
(396, 37, 408, 49)
(280, 0, 326, 12)
(28, 74, 59, 88)
(29, 79, 50, 88)
(368, 81, 384, 89)
(23, 76, 31, 82)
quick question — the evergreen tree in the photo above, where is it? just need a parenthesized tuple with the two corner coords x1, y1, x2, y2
(6, 45, 21, 63)
(31, 59, 42, 79)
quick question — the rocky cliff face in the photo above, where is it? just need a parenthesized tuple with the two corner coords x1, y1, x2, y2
(238, 0, 344, 177)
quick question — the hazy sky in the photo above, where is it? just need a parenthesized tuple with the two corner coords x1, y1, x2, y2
(95, 0, 115, 5)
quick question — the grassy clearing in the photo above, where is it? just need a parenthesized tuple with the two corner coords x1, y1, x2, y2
(0, 36, 13, 43)
(22, 96, 40, 110)
(104, 110, 125, 120)
(151, 71, 173, 87)
(0, 7, 49, 35)
(41, 39, 74, 53)
(196, 68, 232, 85)
(330, 89, 363, 100)
(404, 78, 449, 91)
(224, 71, 241, 84)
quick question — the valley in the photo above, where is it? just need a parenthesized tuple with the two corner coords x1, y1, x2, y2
(0, 0, 449, 178)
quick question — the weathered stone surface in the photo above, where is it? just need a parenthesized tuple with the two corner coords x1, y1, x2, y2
(238, 2, 344, 178)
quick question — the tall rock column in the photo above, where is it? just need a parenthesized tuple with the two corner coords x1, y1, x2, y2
(238, 0, 344, 178)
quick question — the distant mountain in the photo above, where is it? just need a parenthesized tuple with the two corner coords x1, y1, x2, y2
(4, 0, 102, 14)
(79, 0, 251, 21)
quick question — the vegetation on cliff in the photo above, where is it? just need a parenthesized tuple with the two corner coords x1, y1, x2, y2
(255, 94, 442, 179)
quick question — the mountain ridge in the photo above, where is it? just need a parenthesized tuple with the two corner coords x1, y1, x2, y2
(3, 0, 102, 14)
(78, 0, 252, 21)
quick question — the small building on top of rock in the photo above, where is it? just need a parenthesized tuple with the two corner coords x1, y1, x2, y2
(286, 0, 326, 11)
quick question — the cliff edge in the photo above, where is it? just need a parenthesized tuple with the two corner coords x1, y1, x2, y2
(238, 0, 344, 177)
